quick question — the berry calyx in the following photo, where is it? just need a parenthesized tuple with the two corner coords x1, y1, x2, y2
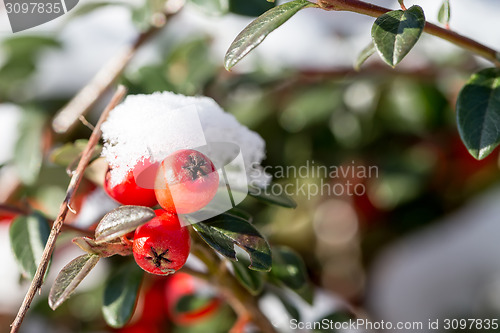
(154, 149, 219, 214)
(133, 209, 190, 275)
(104, 159, 158, 207)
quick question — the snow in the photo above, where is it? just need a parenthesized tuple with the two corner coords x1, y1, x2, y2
(101, 91, 268, 187)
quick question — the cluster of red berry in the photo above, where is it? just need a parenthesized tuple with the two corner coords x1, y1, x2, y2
(103, 149, 219, 275)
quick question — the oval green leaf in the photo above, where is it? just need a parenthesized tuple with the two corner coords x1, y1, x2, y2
(14, 108, 46, 185)
(191, 214, 272, 271)
(231, 256, 264, 295)
(248, 186, 297, 208)
(95, 206, 155, 244)
(313, 311, 356, 332)
(50, 139, 102, 167)
(9, 212, 50, 279)
(371, 5, 425, 67)
(456, 68, 500, 160)
(226, 207, 253, 223)
(49, 254, 100, 310)
(270, 246, 308, 290)
(224, 0, 317, 70)
(102, 261, 144, 328)
(438, 0, 450, 25)
(456, 68, 500, 159)
(188, 0, 229, 16)
(175, 294, 217, 314)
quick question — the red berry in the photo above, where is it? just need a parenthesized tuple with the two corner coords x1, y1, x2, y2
(104, 159, 158, 207)
(137, 279, 167, 324)
(133, 210, 190, 275)
(154, 149, 219, 214)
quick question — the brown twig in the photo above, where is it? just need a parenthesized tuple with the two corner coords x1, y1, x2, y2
(316, 0, 500, 67)
(0, 203, 29, 216)
(10, 86, 127, 333)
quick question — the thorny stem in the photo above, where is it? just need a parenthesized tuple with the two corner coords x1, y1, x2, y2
(9, 86, 127, 333)
(316, 0, 500, 67)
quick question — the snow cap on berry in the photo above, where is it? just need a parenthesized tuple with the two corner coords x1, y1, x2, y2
(101, 91, 269, 188)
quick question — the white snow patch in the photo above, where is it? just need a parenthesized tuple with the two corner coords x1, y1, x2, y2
(101, 91, 268, 187)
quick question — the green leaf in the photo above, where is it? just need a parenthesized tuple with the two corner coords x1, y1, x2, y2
(102, 261, 144, 328)
(3, 35, 60, 56)
(50, 139, 102, 168)
(188, 0, 229, 16)
(270, 246, 308, 290)
(226, 207, 253, 223)
(313, 311, 356, 332)
(354, 42, 376, 71)
(248, 186, 297, 208)
(49, 254, 100, 310)
(175, 294, 215, 313)
(228, 0, 275, 17)
(371, 5, 425, 67)
(224, 0, 317, 70)
(14, 109, 46, 185)
(275, 292, 301, 321)
(94, 206, 156, 244)
(9, 212, 50, 279)
(231, 256, 264, 295)
(294, 282, 315, 305)
(191, 214, 272, 271)
(456, 68, 500, 159)
(438, 0, 450, 25)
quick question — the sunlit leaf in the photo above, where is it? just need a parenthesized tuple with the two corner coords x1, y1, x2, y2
(456, 68, 500, 159)
(9, 212, 50, 279)
(371, 5, 425, 67)
(224, 0, 317, 70)
(188, 0, 229, 16)
(50, 139, 102, 168)
(438, 0, 450, 25)
(14, 109, 46, 185)
(191, 214, 272, 271)
(49, 254, 100, 310)
(95, 206, 155, 244)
